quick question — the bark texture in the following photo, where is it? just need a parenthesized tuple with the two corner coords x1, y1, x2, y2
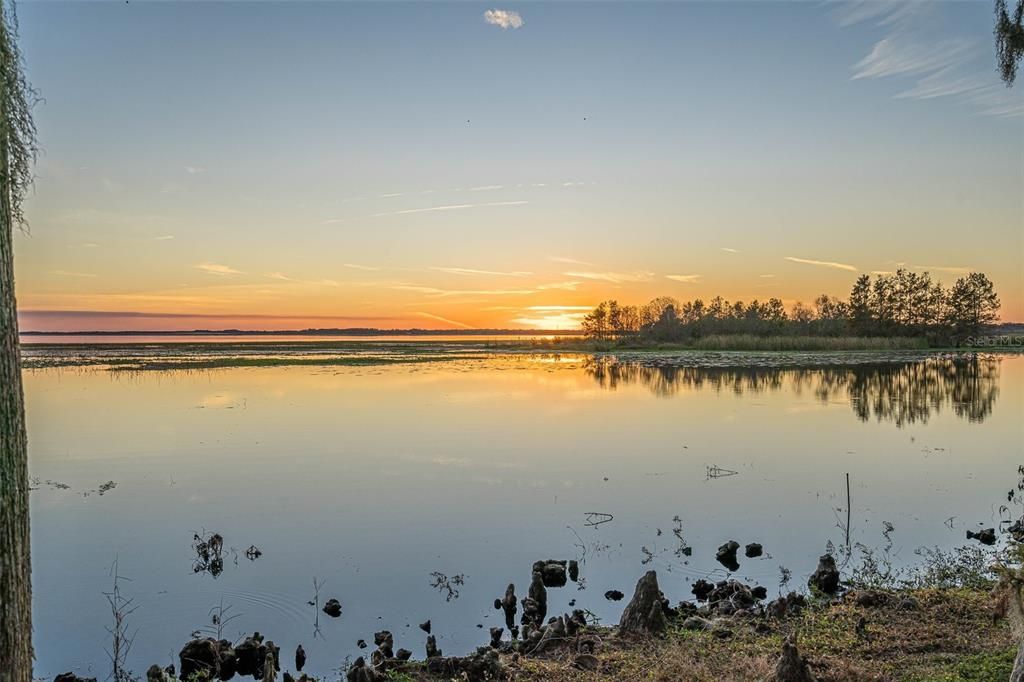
(0, 13, 33, 676)
(1011, 638, 1024, 682)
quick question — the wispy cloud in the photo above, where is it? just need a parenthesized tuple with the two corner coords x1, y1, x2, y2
(343, 263, 380, 271)
(852, 37, 974, 80)
(320, 218, 346, 225)
(195, 262, 243, 276)
(784, 256, 858, 272)
(153, 235, 175, 241)
(372, 200, 527, 218)
(665, 274, 701, 283)
(840, 2, 1021, 118)
(431, 267, 532, 277)
(563, 271, 654, 284)
(536, 280, 582, 291)
(913, 264, 974, 275)
(49, 270, 97, 278)
(417, 312, 473, 329)
(547, 255, 593, 266)
(484, 8, 524, 29)
(526, 305, 593, 311)
(759, 274, 775, 278)
(469, 185, 503, 191)
(393, 285, 535, 297)
(721, 247, 740, 254)
(185, 166, 206, 175)
(265, 272, 295, 281)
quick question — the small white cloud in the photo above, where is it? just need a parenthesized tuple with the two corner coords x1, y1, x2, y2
(185, 166, 206, 175)
(153, 235, 175, 241)
(666, 274, 701, 283)
(784, 256, 858, 272)
(417, 312, 474, 329)
(265, 272, 295, 281)
(321, 218, 346, 225)
(431, 267, 532, 277)
(759, 274, 776, 278)
(721, 247, 740, 253)
(343, 263, 380, 271)
(563, 271, 654, 284)
(195, 262, 243, 276)
(547, 255, 593, 266)
(484, 8, 524, 29)
(50, 270, 97, 278)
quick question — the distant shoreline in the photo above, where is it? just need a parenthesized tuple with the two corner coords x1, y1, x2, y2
(19, 328, 585, 337)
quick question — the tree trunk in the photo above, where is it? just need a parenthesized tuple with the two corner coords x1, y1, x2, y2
(1011, 638, 1024, 682)
(0, 43, 33, 677)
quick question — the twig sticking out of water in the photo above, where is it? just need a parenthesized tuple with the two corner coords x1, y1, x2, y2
(583, 512, 614, 528)
(105, 558, 139, 682)
(311, 577, 326, 639)
(429, 572, 466, 602)
(203, 597, 242, 642)
(705, 465, 738, 480)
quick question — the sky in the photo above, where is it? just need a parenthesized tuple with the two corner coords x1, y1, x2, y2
(12, 0, 1024, 332)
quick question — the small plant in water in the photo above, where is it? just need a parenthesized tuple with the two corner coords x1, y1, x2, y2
(429, 571, 466, 602)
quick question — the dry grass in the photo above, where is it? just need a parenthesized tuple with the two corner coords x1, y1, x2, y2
(493, 588, 1014, 682)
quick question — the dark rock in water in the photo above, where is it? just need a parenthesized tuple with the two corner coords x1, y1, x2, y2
(426, 634, 442, 658)
(356, 639, 367, 649)
(373, 630, 394, 658)
(808, 554, 840, 595)
(706, 580, 757, 614)
(752, 586, 768, 600)
(568, 560, 580, 582)
(493, 598, 502, 610)
(716, 540, 741, 572)
(418, 619, 431, 634)
(489, 626, 504, 648)
(774, 635, 816, 682)
(295, 644, 306, 672)
(523, 572, 547, 626)
(967, 528, 997, 545)
(145, 664, 175, 682)
(619, 571, 668, 635)
(55, 675, 98, 682)
(234, 633, 277, 679)
(323, 598, 343, 618)
(534, 615, 567, 653)
(691, 579, 714, 602)
(178, 638, 220, 680)
(533, 559, 568, 588)
(395, 648, 412, 661)
(604, 590, 624, 601)
(745, 543, 764, 558)
(510, 625, 520, 640)
(500, 584, 517, 630)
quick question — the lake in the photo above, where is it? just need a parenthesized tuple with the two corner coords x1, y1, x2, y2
(24, 347, 1023, 678)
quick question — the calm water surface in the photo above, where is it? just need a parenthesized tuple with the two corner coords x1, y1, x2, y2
(26, 352, 1023, 678)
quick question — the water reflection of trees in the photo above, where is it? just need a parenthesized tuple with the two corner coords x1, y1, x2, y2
(584, 356, 1001, 426)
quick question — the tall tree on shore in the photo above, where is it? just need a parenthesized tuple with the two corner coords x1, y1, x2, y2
(945, 273, 1001, 339)
(996, 0, 1024, 85)
(0, 3, 37, 679)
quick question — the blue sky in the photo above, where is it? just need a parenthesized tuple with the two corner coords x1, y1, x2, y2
(12, 1, 1024, 330)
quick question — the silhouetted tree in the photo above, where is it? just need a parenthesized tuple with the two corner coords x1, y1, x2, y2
(0, 3, 37, 678)
(996, 0, 1024, 85)
(945, 272, 1001, 340)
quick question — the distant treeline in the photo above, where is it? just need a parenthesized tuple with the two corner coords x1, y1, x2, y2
(582, 270, 1001, 345)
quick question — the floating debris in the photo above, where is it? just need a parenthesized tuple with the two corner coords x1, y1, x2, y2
(191, 531, 225, 578)
(245, 545, 263, 560)
(603, 590, 624, 601)
(715, 541, 740, 572)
